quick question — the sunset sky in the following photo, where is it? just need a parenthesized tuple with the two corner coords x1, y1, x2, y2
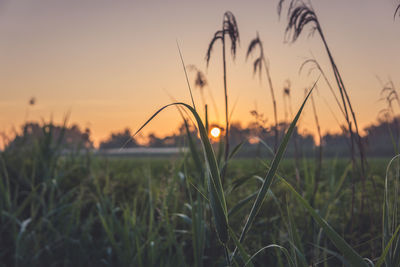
(1, 0, 399, 146)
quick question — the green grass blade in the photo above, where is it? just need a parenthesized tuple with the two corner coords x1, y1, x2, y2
(228, 192, 257, 218)
(288, 241, 308, 267)
(254, 136, 275, 156)
(229, 227, 254, 267)
(176, 41, 196, 110)
(182, 157, 205, 267)
(133, 102, 229, 244)
(376, 224, 400, 267)
(228, 141, 244, 160)
(277, 176, 368, 267)
(244, 244, 295, 267)
(287, 203, 308, 267)
(229, 175, 263, 193)
(311, 244, 351, 266)
(234, 79, 317, 252)
(216, 139, 224, 166)
(183, 118, 204, 177)
(382, 154, 400, 266)
(220, 141, 245, 177)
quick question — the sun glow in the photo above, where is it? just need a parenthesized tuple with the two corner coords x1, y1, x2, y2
(210, 127, 221, 138)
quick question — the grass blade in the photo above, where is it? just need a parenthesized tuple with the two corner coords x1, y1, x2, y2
(229, 141, 244, 160)
(228, 192, 257, 218)
(244, 244, 295, 267)
(277, 176, 368, 267)
(233, 78, 318, 254)
(382, 154, 400, 266)
(376, 224, 400, 267)
(133, 102, 229, 244)
(176, 41, 196, 110)
(287, 203, 308, 267)
(229, 227, 254, 267)
(183, 118, 204, 177)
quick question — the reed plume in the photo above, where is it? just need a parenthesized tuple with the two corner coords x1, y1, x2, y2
(206, 11, 240, 180)
(246, 32, 279, 153)
(279, 1, 368, 223)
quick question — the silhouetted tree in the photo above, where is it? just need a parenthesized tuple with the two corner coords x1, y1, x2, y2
(7, 121, 93, 150)
(147, 133, 164, 147)
(364, 116, 400, 156)
(99, 128, 138, 149)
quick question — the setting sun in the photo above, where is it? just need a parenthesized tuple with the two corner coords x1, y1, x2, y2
(210, 127, 221, 138)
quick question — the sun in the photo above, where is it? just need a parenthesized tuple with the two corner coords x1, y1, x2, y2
(210, 127, 221, 138)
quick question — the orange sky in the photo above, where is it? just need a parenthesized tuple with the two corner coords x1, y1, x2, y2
(1, 0, 399, 146)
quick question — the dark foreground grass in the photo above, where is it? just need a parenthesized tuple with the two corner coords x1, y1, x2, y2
(0, 135, 394, 267)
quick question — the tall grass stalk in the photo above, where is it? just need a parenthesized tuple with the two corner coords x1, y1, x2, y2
(246, 32, 279, 153)
(283, 82, 301, 184)
(187, 65, 220, 123)
(206, 11, 240, 181)
(134, 80, 319, 265)
(299, 57, 345, 119)
(132, 102, 230, 264)
(379, 79, 400, 154)
(310, 89, 322, 203)
(279, 0, 368, 230)
(232, 78, 318, 259)
(277, 175, 368, 267)
(177, 42, 196, 110)
(381, 154, 400, 267)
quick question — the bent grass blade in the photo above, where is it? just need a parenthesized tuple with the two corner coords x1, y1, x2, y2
(232, 78, 319, 259)
(133, 102, 229, 244)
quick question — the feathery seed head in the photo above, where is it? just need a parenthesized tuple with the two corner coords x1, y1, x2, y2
(205, 11, 240, 67)
(284, 1, 320, 43)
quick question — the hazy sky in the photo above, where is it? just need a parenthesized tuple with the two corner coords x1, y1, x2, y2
(1, 0, 399, 145)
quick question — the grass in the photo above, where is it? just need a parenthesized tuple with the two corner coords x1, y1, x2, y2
(246, 32, 279, 153)
(0, 116, 397, 265)
(1, 81, 393, 266)
(206, 11, 240, 181)
(1, 59, 398, 267)
(1, 2, 400, 266)
(0, 135, 394, 266)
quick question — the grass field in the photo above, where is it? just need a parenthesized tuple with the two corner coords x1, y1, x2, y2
(0, 133, 398, 266)
(1, 1, 400, 266)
